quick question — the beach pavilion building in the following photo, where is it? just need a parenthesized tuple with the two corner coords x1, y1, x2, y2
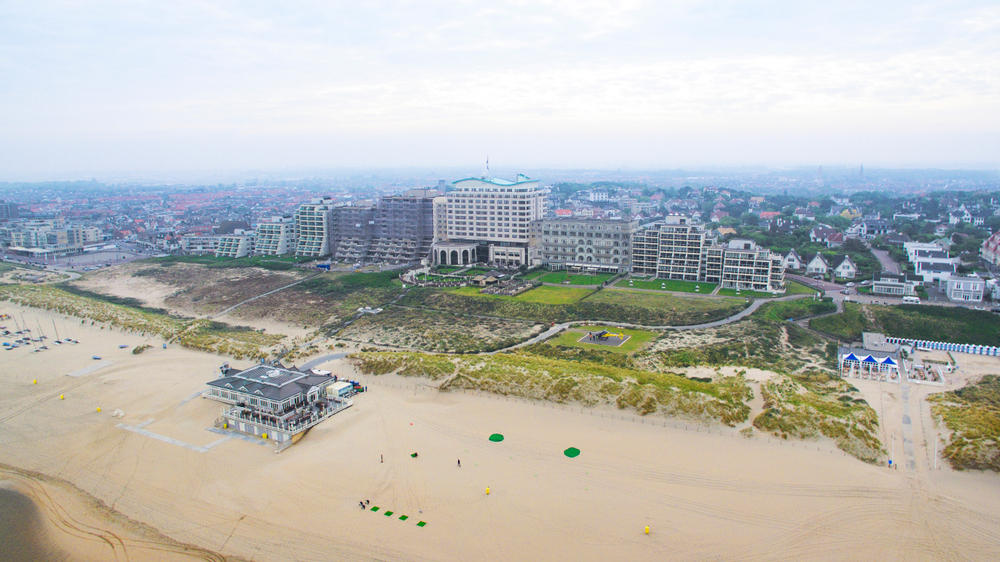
(205, 363, 352, 447)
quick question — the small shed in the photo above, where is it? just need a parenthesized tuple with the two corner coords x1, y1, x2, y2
(328, 381, 353, 398)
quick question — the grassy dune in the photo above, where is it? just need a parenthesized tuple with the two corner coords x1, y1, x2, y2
(930, 375, 1000, 471)
(0, 284, 283, 360)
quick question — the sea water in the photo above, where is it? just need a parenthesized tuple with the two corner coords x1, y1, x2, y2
(0, 483, 69, 561)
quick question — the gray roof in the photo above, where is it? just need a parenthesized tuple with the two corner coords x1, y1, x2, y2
(917, 262, 956, 273)
(914, 249, 949, 259)
(207, 364, 334, 402)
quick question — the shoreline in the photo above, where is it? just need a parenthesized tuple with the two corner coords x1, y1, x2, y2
(0, 464, 231, 561)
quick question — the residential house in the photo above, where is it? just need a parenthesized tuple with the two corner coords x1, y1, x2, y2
(806, 254, 829, 277)
(834, 255, 858, 279)
(981, 231, 1000, 266)
(793, 208, 815, 221)
(942, 275, 985, 302)
(861, 220, 890, 239)
(810, 225, 844, 248)
(915, 261, 956, 284)
(783, 249, 803, 271)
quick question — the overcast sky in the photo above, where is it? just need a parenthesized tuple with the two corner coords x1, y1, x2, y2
(1, 0, 998, 179)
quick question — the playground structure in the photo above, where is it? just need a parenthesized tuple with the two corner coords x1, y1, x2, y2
(579, 330, 631, 347)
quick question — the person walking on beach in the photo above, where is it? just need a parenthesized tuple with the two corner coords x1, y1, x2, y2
(360, 501, 365, 509)
(457, 458, 461, 468)
(380, 453, 383, 463)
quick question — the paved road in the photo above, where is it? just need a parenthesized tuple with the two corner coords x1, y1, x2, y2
(301, 352, 349, 369)
(870, 247, 900, 274)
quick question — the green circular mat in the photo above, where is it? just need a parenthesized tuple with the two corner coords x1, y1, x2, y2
(488, 433, 505, 442)
(563, 447, 581, 458)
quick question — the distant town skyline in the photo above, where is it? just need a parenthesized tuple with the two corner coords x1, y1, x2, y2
(1, 1, 998, 180)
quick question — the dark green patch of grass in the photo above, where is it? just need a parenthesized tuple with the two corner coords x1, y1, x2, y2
(54, 283, 175, 316)
(811, 302, 1000, 346)
(145, 254, 313, 271)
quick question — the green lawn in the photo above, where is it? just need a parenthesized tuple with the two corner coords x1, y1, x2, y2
(616, 278, 715, 293)
(546, 325, 658, 354)
(717, 288, 776, 298)
(785, 280, 819, 295)
(585, 289, 745, 319)
(461, 267, 491, 276)
(433, 265, 462, 274)
(514, 285, 593, 304)
(537, 270, 615, 285)
(447, 284, 592, 304)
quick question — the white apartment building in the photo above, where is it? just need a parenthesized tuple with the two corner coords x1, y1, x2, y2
(631, 218, 784, 292)
(181, 235, 221, 254)
(718, 239, 785, 292)
(631, 215, 707, 280)
(432, 174, 547, 268)
(216, 229, 255, 258)
(254, 216, 296, 256)
(294, 198, 335, 257)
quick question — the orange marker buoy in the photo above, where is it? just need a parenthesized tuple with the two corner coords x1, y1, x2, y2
(644, 525, 650, 535)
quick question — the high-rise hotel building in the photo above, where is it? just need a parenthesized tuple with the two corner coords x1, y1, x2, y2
(432, 174, 547, 268)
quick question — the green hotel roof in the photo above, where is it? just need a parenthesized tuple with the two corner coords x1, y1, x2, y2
(452, 175, 536, 186)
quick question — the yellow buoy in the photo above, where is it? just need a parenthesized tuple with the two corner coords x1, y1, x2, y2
(262, 433, 268, 439)
(644, 525, 650, 535)
(96, 406, 101, 413)
(32, 379, 37, 384)
(59, 394, 64, 400)
(223, 423, 228, 429)
(485, 487, 490, 495)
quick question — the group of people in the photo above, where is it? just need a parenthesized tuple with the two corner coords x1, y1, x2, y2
(359, 499, 370, 509)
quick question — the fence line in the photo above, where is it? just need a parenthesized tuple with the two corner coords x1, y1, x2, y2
(886, 336, 999, 357)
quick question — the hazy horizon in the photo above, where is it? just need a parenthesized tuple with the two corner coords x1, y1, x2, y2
(2, 1, 998, 180)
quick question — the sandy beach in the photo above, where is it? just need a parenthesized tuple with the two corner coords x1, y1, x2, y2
(3, 302, 1000, 560)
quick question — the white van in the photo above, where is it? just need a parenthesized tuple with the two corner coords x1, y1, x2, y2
(902, 296, 921, 304)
